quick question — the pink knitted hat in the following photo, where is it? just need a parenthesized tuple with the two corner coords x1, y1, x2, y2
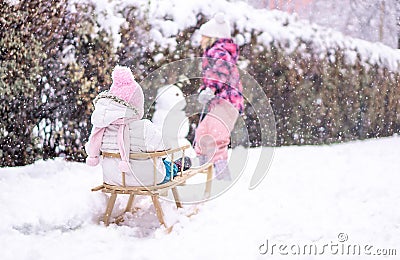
(109, 65, 144, 118)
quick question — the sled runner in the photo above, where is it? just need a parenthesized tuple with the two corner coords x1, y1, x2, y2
(91, 145, 213, 229)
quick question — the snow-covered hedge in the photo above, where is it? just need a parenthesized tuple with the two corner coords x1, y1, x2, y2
(103, 0, 400, 145)
(1, 0, 115, 166)
(1, 0, 400, 166)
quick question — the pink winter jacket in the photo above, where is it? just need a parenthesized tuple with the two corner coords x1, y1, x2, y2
(85, 98, 168, 186)
(200, 38, 244, 114)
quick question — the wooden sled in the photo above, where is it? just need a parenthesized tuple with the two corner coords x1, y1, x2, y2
(91, 145, 213, 229)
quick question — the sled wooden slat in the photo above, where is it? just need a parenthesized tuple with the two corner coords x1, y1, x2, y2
(171, 187, 182, 208)
(151, 194, 165, 226)
(91, 185, 104, 192)
(101, 145, 191, 160)
(104, 192, 117, 226)
(91, 145, 213, 229)
(125, 194, 135, 213)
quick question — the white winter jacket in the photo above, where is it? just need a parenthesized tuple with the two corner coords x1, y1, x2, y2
(86, 98, 168, 186)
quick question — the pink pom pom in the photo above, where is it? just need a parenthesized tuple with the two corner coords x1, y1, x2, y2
(112, 65, 135, 87)
(86, 157, 99, 166)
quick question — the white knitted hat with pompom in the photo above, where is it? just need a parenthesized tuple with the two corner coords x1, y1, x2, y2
(199, 12, 231, 39)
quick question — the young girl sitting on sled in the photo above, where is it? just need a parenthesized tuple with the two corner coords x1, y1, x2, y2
(85, 65, 190, 186)
(194, 12, 244, 181)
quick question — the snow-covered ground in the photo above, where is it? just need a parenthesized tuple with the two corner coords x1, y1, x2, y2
(1, 136, 399, 260)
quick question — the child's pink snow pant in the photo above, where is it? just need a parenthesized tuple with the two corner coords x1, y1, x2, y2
(194, 100, 239, 162)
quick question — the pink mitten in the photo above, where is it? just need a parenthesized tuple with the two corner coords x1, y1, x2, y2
(86, 156, 100, 166)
